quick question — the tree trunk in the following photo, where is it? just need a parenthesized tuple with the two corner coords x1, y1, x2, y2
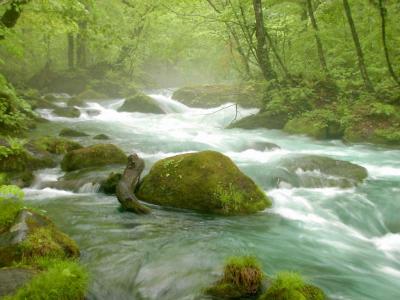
(378, 0, 400, 86)
(252, 0, 276, 80)
(342, 0, 374, 92)
(77, 22, 87, 68)
(67, 33, 75, 69)
(306, 0, 329, 77)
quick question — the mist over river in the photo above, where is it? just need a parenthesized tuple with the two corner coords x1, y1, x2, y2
(26, 90, 400, 300)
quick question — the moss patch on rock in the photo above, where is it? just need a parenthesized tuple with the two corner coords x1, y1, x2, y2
(61, 144, 127, 172)
(93, 134, 110, 140)
(206, 256, 264, 299)
(259, 272, 326, 300)
(118, 93, 164, 114)
(137, 151, 271, 215)
(77, 89, 108, 101)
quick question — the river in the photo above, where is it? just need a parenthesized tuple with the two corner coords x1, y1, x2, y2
(25, 90, 400, 300)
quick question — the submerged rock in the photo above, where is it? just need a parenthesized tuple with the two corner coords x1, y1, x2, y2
(244, 141, 280, 151)
(59, 128, 89, 137)
(61, 144, 127, 171)
(53, 107, 81, 118)
(0, 210, 79, 267)
(0, 268, 37, 298)
(173, 84, 264, 108)
(280, 155, 368, 188)
(93, 134, 110, 140)
(137, 151, 271, 215)
(118, 93, 164, 114)
(229, 112, 288, 130)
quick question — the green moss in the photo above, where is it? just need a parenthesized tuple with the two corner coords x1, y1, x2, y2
(61, 144, 127, 172)
(138, 151, 271, 215)
(93, 134, 110, 140)
(67, 97, 86, 107)
(19, 226, 79, 262)
(32, 137, 83, 155)
(4, 259, 88, 300)
(118, 93, 164, 114)
(284, 109, 343, 140)
(259, 272, 325, 300)
(206, 256, 263, 299)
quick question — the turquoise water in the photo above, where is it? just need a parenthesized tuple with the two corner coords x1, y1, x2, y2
(25, 91, 400, 300)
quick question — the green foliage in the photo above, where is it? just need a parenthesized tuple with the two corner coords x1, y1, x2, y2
(0, 137, 27, 159)
(4, 259, 88, 300)
(0, 75, 33, 135)
(0, 185, 24, 231)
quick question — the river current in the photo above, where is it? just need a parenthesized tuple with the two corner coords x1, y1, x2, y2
(26, 90, 400, 300)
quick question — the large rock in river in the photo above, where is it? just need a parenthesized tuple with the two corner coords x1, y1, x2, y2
(173, 84, 264, 108)
(118, 93, 164, 114)
(280, 155, 368, 188)
(61, 144, 127, 171)
(137, 151, 271, 215)
(229, 112, 288, 130)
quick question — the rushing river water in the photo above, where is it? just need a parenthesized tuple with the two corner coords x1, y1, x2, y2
(25, 90, 400, 300)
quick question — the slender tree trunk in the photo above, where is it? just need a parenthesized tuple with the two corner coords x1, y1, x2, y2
(265, 30, 292, 81)
(306, 0, 329, 77)
(67, 33, 75, 69)
(342, 0, 374, 92)
(378, 0, 400, 86)
(252, 0, 276, 80)
(77, 22, 87, 68)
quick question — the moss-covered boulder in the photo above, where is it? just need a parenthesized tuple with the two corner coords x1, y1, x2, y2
(59, 128, 89, 137)
(206, 256, 264, 299)
(343, 102, 400, 145)
(67, 97, 86, 107)
(229, 112, 288, 130)
(118, 93, 164, 114)
(173, 83, 264, 108)
(0, 138, 56, 178)
(137, 151, 271, 215)
(284, 109, 343, 140)
(281, 155, 368, 188)
(76, 89, 108, 101)
(0, 209, 79, 267)
(259, 272, 326, 300)
(53, 107, 81, 118)
(31, 136, 83, 155)
(61, 144, 127, 172)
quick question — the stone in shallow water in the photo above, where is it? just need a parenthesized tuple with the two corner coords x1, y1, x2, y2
(0, 268, 37, 297)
